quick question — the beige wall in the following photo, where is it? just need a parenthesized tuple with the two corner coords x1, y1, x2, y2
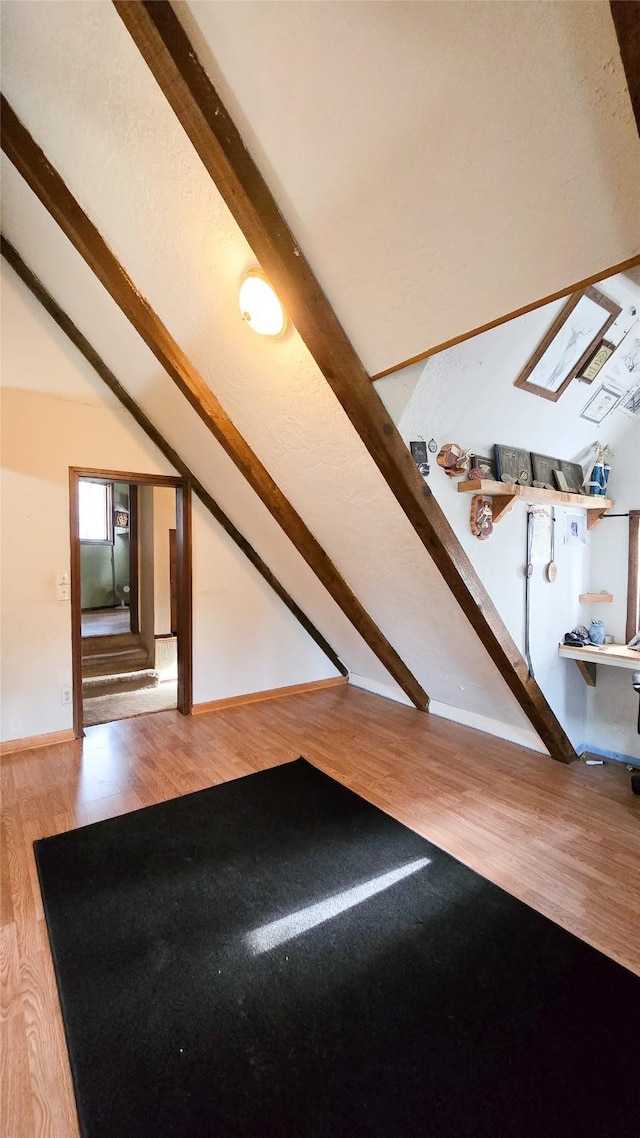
(153, 486, 176, 637)
(0, 265, 338, 743)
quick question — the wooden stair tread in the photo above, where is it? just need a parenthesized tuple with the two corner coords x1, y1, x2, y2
(82, 632, 150, 678)
(82, 632, 144, 656)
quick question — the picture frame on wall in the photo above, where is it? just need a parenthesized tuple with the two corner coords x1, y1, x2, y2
(513, 287, 621, 402)
(564, 511, 587, 546)
(579, 382, 624, 425)
(578, 340, 615, 383)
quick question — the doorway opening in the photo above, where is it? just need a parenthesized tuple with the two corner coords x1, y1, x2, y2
(70, 468, 192, 736)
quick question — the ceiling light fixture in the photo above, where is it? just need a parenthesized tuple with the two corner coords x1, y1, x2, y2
(239, 269, 288, 337)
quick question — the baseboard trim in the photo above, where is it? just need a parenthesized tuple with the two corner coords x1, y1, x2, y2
(348, 674, 415, 708)
(429, 700, 549, 755)
(193, 676, 347, 715)
(0, 728, 77, 757)
(577, 743, 640, 767)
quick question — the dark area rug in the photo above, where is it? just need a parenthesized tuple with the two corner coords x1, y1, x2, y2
(35, 757, 639, 1138)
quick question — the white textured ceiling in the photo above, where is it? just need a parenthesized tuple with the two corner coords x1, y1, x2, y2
(178, 0, 640, 373)
(3, 0, 637, 743)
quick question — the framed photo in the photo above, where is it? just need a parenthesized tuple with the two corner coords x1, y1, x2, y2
(559, 460, 585, 494)
(579, 382, 624, 425)
(469, 454, 495, 480)
(564, 511, 587, 546)
(578, 340, 615, 383)
(494, 445, 532, 486)
(531, 453, 560, 490)
(514, 287, 621, 402)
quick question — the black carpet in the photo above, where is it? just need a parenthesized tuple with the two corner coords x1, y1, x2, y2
(35, 758, 639, 1137)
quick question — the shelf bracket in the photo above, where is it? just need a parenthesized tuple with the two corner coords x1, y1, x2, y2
(574, 659, 597, 687)
(491, 495, 516, 524)
(586, 508, 608, 531)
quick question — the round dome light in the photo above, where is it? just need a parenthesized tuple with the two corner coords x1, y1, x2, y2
(239, 270, 288, 337)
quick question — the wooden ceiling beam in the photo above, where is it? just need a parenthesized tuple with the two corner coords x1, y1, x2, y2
(610, 2, 640, 140)
(0, 98, 427, 711)
(0, 235, 348, 679)
(113, 0, 576, 762)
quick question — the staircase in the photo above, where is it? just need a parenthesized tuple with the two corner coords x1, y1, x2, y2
(82, 633, 159, 698)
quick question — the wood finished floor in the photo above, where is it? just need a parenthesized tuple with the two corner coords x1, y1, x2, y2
(80, 607, 131, 637)
(2, 684, 639, 1137)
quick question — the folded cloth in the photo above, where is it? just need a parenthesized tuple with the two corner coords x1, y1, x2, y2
(564, 625, 590, 647)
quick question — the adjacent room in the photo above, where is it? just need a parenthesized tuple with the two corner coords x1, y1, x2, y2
(1, 3, 639, 1136)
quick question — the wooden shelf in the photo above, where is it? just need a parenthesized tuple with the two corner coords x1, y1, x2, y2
(558, 642, 640, 687)
(458, 480, 613, 527)
(579, 592, 613, 603)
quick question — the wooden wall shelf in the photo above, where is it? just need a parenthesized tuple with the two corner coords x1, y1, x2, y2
(579, 592, 613, 603)
(558, 642, 640, 687)
(458, 480, 613, 527)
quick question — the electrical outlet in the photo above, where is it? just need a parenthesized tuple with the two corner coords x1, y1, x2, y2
(57, 583, 70, 601)
(61, 688, 72, 705)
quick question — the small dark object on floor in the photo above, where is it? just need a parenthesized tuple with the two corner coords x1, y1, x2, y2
(35, 758, 640, 1138)
(632, 774, 640, 795)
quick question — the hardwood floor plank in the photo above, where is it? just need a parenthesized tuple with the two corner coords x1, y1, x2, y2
(21, 921, 78, 1138)
(1, 1008, 36, 1138)
(1, 686, 639, 1137)
(0, 922, 20, 1023)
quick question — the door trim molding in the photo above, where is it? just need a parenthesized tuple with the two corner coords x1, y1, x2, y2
(69, 467, 193, 736)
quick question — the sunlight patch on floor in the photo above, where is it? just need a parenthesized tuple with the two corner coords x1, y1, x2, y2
(245, 857, 431, 954)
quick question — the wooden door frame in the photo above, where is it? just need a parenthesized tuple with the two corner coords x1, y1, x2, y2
(128, 483, 140, 634)
(69, 467, 192, 737)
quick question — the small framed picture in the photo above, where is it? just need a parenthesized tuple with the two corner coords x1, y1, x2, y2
(559, 460, 585, 494)
(564, 511, 587, 546)
(580, 382, 624, 424)
(531, 453, 560, 490)
(578, 340, 615, 383)
(409, 440, 429, 465)
(469, 454, 495, 480)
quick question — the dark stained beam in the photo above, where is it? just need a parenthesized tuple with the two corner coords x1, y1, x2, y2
(610, 2, 640, 140)
(1, 234, 349, 677)
(113, 0, 577, 762)
(0, 112, 427, 709)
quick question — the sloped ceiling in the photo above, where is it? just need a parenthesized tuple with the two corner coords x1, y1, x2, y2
(1, 1, 638, 746)
(178, 0, 640, 373)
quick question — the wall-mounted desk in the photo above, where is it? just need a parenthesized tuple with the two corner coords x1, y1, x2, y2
(558, 643, 640, 687)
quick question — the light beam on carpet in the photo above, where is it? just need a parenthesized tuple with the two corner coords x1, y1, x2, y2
(245, 857, 431, 954)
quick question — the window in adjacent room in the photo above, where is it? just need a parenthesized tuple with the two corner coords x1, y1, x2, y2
(79, 480, 113, 544)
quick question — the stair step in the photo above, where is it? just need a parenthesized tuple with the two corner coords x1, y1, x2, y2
(83, 669, 160, 699)
(82, 632, 144, 657)
(82, 648, 149, 678)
